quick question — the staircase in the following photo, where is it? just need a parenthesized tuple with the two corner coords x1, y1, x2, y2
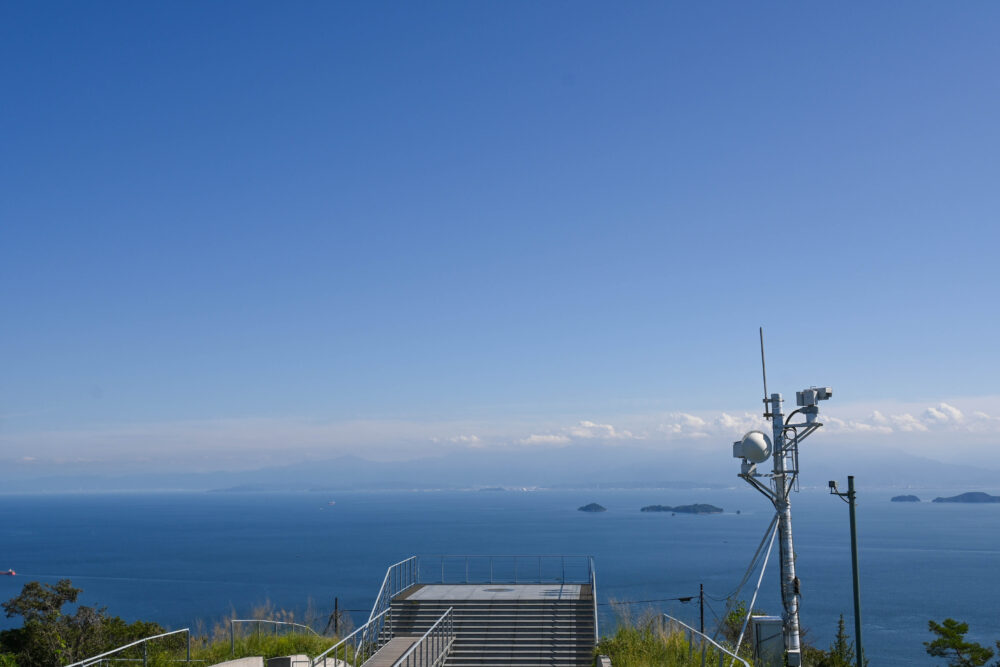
(389, 585, 595, 667)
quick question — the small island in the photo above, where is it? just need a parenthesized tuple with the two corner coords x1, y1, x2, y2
(891, 495, 921, 502)
(932, 492, 1000, 504)
(641, 503, 723, 514)
(578, 503, 607, 513)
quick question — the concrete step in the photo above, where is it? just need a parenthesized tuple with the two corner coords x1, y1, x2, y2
(392, 592, 595, 667)
(391, 617, 594, 626)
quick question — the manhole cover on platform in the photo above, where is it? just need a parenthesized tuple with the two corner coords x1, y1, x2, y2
(483, 587, 515, 592)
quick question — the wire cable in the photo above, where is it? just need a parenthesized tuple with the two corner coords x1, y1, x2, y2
(709, 512, 779, 644)
(730, 517, 779, 666)
(707, 512, 779, 603)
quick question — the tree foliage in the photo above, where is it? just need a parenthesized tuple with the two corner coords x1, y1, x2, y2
(924, 618, 997, 667)
(0, 579, 164, 667)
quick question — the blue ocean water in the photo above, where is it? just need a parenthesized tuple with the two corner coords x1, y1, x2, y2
(0, 489, 997, 666)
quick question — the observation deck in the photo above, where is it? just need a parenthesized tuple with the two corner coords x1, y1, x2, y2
(353, 555, 598, 667)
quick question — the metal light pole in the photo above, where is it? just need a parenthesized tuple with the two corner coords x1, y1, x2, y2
(829, 476, 864, 667)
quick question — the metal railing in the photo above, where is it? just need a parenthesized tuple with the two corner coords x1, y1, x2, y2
(312, 607, 393, 667)
(392, 607, 454, 667)
(367, 555, 599, 652)
(369, 556, 419, 622)
(662, 614, 750, 667)
(589, 556, 599, 643)
(230, 619, 321, 656)
(65, 629, 193, 667)
(416, 554, 594, 585)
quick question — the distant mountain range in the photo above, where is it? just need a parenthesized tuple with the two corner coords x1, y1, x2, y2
(2, 440, 999, 493)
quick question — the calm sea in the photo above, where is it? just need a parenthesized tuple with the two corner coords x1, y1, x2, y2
(1, 488, 997, 666)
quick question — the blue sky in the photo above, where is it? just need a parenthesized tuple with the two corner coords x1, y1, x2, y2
(2, 2, 999, 471)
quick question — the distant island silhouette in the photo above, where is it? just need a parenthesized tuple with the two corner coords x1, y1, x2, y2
(640, 504, 723, 514)
(932, 492, 1000, 503)
(891, 495, 921, 502)
(578, 503, 607, 513)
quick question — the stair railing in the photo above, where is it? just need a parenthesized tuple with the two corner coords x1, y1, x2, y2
(662, 614, 750, 667)
(369, 556, 419, 623)
(312, 607, 393, 667)
(589, 556, 599, 643)
(391, 607, 455, 667)
(65, 629, 192, 667)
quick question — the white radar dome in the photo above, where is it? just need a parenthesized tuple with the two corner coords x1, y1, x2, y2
(740, 431, 772, 464)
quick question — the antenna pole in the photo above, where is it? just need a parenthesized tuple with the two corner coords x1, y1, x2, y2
(760, 328, 770, 419)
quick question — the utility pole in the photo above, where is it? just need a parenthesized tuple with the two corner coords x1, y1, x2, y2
(699, 584, 704, 634)
(829, 476, 864, 667)
(325, 597, 340, 636)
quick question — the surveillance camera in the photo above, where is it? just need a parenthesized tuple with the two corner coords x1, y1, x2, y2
(796, 386, 833, 407)
(828, 481, 837, 489)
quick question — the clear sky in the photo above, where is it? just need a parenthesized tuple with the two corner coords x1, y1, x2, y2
(2, 2, 999, 472)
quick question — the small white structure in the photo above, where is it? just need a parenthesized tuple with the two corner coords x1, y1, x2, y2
(751, 616, 784, 667)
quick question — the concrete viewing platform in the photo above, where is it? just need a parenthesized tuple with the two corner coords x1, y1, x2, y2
(399, 583, 586, 602)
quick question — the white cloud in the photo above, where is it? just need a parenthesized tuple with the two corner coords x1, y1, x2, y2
(655, 411, 765, 441)
(567, 420, 636, 440)
(519, 434, 572, 445)
(5, 396, 1000, 471)
(938, 403, 964, 421)
(447, 435, 481, 444)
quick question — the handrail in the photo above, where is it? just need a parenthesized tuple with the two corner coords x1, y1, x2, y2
(65, 628, 191, 667)
(369, 556, 419, 622)
(231, 619, 320, 636)
(419, 553, 593, 557)
(418, 555, 593, 585)
(392, 607, 454, 667)
(589, 556, 599, 643)
(312, 607, 392, 667)
(230, 619, 321, 656)
(662, 614, 750, 667)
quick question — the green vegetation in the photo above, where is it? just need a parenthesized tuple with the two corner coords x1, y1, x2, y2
(0, 580, 346, 667)
(596, 613, 725, 667)
(8, 578, 990, 667)
(598, 604, 865, 667)
(0, 580, 164, 667)
(924, 618, 1000, 667)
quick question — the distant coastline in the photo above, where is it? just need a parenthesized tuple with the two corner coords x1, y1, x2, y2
(640, 503, 723, 514)
(932, 492, 1000, 504)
